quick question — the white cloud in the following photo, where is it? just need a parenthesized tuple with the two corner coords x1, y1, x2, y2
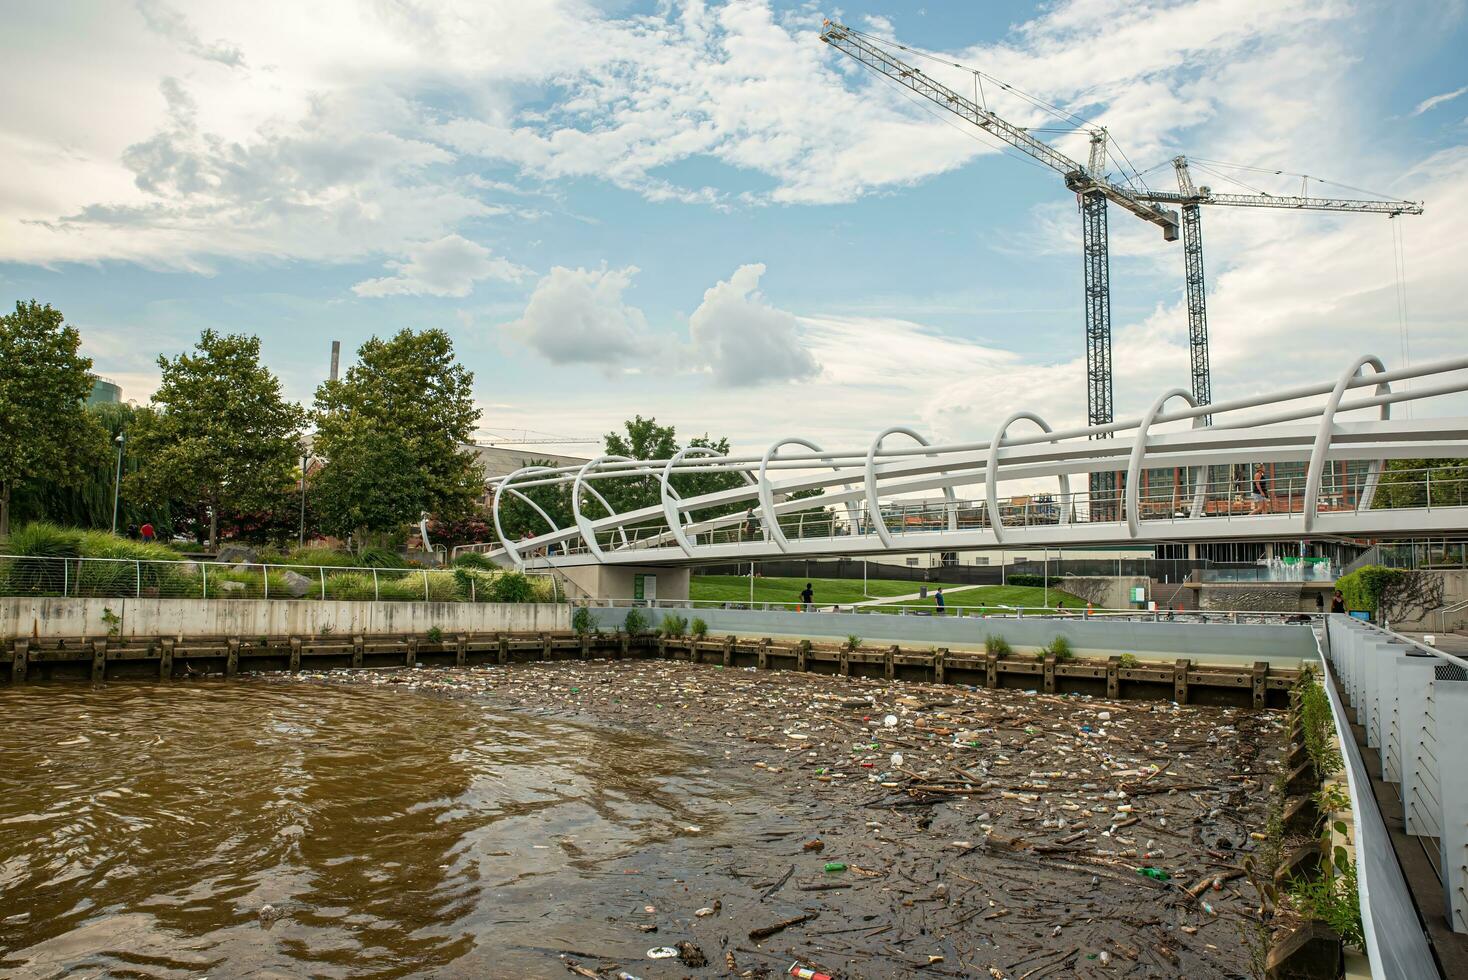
(1411, 84, 1468, 116)
(501, 265, 650, 366)
(135, 0, 247, 68)
(688, 263, 819, 386)
(353, 234, 527, 297)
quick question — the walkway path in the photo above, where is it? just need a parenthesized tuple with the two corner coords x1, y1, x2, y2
(853, 584, 987, 608)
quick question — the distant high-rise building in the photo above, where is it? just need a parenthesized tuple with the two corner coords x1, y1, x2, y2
(87, 376, 121, 405)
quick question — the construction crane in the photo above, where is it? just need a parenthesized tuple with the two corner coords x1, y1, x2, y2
(1132, 157, 1424, 418)
(819, 20, 1179, 455)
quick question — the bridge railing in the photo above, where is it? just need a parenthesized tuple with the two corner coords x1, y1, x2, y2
(550, 467, 1468, 558)
(0, 556, 562, 604)
(1320, 615, 1468, 969)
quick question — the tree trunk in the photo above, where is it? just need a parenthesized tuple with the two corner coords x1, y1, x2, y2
(0, 481, 9, 539)
(208, 500, 218, 551)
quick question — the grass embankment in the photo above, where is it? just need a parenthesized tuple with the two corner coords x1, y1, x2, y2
(0, 522, 554, 603)
(690, 575, 1084, 611)
(690, 575, 963, 606)
(878, 584, 1087, 613)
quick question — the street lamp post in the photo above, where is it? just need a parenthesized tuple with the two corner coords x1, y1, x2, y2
(298, 453, 308, 548)
(110, 433, 125, 534)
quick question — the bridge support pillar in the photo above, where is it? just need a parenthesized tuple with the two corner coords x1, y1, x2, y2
(556, 565, 690, 602)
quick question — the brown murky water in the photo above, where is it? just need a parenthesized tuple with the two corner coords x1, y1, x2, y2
(0, 681, 788, 979)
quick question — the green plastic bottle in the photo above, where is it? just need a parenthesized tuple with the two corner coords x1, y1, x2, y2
(1136, 867, 1170, 881)
(824, 862, 847, 873)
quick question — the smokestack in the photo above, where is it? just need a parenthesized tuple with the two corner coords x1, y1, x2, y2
(329, 340, 340, 382)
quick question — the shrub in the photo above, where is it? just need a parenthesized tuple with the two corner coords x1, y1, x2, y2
(846, 635, 864, 650)
(324, 571, 377, 600)
(660, 613, 688, 637)
(452, 551, 496, 570)
(1335, 565, 1403, 617)
(572, 606, 595, 636)
(690, 617, 708, 638)
(9, 522, 83, 558)
(359, 546, 408, 569)
(489, 571, 535, 603)
(285, 546, 360, 568)
(1287, 844, 1363, 947)
(1117, 653, 1139, 668)
(1299, 675, 1342, 778)
(623, 608, 650, 635)
(1006, 573, 1046, 587)
(1047, 635, 1073, 661)
(425, 626, 443, 644)
(984, 634, 1011, 656)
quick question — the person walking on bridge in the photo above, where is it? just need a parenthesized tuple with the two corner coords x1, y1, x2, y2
(800, 582, 814, 612)
(1251, 466, 1270, 515)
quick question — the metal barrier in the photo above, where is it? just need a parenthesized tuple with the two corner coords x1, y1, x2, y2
(0, 555, 559, 604)
(1322, 614, 1468, 969)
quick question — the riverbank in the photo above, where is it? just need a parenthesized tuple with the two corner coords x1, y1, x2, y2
(270, 659, 1287, 978)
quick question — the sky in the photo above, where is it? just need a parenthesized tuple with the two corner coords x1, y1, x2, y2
(2, 0, 1466, 456)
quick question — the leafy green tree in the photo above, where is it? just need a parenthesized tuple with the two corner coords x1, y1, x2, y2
(0, 301, 107, 537)
(1373, 458, 1468, 509)
(599, 416, 744, 520)
(312, 329, 483, 543)
(492, 458, 573, 541)
(128, 330, 306, 549)
(10, 402, 176, 533)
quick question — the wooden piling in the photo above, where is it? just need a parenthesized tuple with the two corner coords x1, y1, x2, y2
(159, 638, 175, 680)
(1174, 658, 1191, 704)
(91, 640, 107, 683)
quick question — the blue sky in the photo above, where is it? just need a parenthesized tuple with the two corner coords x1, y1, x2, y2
(3, 0, 1466, 452)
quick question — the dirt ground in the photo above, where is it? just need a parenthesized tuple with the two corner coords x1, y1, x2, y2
(269, 658, 1286, 979)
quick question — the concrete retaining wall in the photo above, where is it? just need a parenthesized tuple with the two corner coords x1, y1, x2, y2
(1, 597, 570, 641)
(588, 606, 1315, 668)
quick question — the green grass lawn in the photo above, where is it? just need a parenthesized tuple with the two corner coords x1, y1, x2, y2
(690, 575, 965, 607)
(876, 584, 1086, 613)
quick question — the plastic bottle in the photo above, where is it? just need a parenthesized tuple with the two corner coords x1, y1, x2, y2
(823, 862, 847, 873)
(1136, 866, 1170, 881)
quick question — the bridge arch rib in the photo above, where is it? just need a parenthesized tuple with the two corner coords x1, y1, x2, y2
(659, 447, 756, 558)
(492, 465, 565, 571)
(757, 437, 860, 553)
(985, 412, 1071, 544)
(571, 456, 635, 562)
(1303, 355, 1391, 533)
(1125, 388, 1207, 538)
(863, 427, 957, 549)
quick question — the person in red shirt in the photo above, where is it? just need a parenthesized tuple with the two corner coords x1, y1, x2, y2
(139, 522, 155, 544)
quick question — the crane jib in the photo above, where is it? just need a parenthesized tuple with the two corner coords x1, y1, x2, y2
(819, 24, 1179, 240)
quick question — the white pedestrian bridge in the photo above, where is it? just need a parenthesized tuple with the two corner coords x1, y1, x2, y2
(471, 355, 1468, 571)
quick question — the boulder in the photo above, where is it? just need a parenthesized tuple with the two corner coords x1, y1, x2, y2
(281, 570, 314, 598)
(216, 543, 259, 565)
(1266, 920, 1342, 979)
(219, 580, 248, 594)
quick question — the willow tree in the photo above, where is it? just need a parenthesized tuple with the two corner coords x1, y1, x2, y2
(129, 330, 306, 549)
(0, 301, 106, 537)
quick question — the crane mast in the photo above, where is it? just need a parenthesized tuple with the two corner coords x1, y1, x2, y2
(819, 21, 1178, 454)
(1133, 156, 1424, 420)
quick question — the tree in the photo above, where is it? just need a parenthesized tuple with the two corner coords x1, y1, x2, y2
(0, 301, 106, 536)
(600, 416, 745, 520)
(129, 330, 306, 549)
(1373, 458, 1468, 509)
(10, 402, 177, 533)
(312, 329, 483, 543)
(494, 458, 573, 541)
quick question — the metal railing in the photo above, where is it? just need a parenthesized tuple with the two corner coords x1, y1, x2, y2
(0, 555, 561, 604)
(549, 469, 1468, 560)
(1323, 615, 1468, 954)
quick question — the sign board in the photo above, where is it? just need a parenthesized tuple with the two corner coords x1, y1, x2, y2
(1349, 610, 1371, 621)
(634, 574, 657, 602)
(1130, 586, 1146, 603)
